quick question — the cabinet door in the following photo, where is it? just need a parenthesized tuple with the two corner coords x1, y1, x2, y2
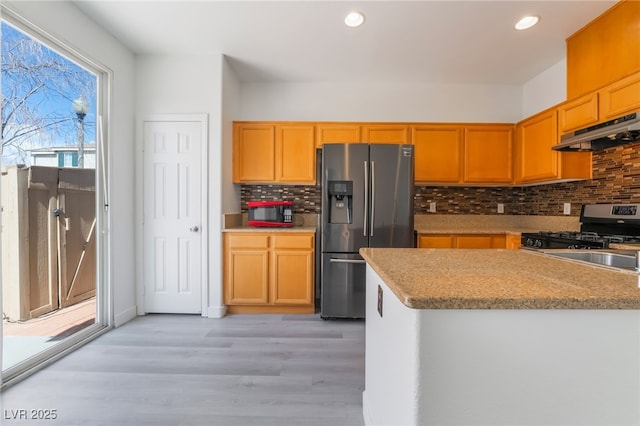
(516, 109, 559, 183)
(361, 124, 410, 144)
(316, 124, 361, 146)
(224, 234, 270, 305)
(463, 125, 514, 184)
(275, 124, 316, 183)
(566, 0, 640, 99)
(233, 123, 275, 182)
(557, 93, 599, 133)
(505, 235, 522, 249)
(271, 234, 314, 305)
(412, 125, 463, 183)
(417, 235, 453, 248)
(599, 72, 640, 120)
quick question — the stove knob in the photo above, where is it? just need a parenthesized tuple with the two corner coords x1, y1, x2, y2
(525, 238, 534, 247)
(533, 240, 542, 248)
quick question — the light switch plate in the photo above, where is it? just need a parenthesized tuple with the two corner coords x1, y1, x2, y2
(563, 203, 571, 215)
(429, 202, 436, 212)
(497, 203, 504, 214)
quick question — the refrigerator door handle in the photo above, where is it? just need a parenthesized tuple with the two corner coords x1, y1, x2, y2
(363, 160, 368, 237)
(329, 258, 367, 264)
(370, 160, 375, 237)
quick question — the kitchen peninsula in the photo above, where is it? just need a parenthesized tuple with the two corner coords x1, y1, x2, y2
(360, 248, 640, 426)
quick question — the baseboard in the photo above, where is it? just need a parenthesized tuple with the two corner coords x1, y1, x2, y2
(114, 305, 137, 327)
(206, 304, 227, 318)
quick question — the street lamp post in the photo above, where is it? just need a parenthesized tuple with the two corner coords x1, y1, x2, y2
(72, 96, 89, 168)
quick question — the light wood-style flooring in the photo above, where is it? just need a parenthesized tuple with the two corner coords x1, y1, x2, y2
(1, 313, 366, 426)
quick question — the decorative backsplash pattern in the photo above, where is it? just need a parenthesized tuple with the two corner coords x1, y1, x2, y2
(240, 184, 322, 214)
(240, 143, 640, 216)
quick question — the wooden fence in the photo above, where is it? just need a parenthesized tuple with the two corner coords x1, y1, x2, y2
(1, 165, 96, 321)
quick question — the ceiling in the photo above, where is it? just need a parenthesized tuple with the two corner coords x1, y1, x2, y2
(72, 0, 617, 85)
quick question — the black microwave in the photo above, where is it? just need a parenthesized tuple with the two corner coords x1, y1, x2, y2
(247, 201, 293, 227)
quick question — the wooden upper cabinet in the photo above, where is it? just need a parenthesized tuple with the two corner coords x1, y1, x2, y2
(412, 124, 463, 183)
(599, 72, 640, 120)
(463, 124, 514, 184)
(566, 0, 640, 99)
(316, 123, 361, 146)
(233, 123, 275, 182)
(233, 122, 316, 184)
(557, 92, 599, 133)
(361, 124, 410, 144)
(516, 108, 591, 184)
(516, 108, 559, 183)
(275, 124, 316, 183)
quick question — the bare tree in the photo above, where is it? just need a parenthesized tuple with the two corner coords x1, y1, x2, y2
(1, 21, 95, 165)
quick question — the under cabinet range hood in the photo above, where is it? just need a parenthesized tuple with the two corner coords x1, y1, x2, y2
(553, 111, 640, 152)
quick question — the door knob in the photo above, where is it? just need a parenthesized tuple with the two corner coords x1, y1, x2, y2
(190, 226, 199, 232)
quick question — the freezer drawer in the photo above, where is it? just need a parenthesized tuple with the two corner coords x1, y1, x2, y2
(321, 253, 366, 319)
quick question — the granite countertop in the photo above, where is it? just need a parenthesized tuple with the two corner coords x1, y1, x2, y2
(359, 247, 640, 310)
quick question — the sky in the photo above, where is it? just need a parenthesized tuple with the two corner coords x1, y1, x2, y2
(1, 20, 97, 166)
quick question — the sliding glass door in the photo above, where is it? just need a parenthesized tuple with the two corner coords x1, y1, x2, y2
(1, 11, 110, 387)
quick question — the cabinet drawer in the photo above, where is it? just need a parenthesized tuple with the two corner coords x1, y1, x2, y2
(417, 235, 453, 248)
(226, 234, 270, 249)
(272, 234, 314, 249)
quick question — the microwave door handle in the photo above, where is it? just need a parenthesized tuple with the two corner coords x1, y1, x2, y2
(370, 160, 375, 237)
(363, 161, 368, 237)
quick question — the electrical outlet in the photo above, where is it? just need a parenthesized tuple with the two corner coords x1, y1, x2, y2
(497, 203, 504, 214)
(429, 202, 436, 212)
(563, 203, 571, 215)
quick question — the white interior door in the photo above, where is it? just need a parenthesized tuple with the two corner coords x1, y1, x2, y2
(143, 119, 204, 313)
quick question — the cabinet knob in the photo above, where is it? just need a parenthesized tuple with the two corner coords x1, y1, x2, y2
(190, 226, 199, 233)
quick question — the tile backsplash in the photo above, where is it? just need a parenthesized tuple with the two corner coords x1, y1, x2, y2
(240, 143, 640, 216)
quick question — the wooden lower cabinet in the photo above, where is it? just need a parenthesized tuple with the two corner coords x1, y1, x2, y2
(224, 232, 315, 314)
(418, 233, 520, 249)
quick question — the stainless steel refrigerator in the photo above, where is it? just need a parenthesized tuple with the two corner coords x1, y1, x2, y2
(321, 143, 414, 319)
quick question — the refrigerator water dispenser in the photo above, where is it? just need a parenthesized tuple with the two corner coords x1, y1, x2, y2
(327, 180, 353, 224)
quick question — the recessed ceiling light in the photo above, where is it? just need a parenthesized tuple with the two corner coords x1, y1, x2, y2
(515, 15, 540, 30)
(345, 11, 365, 28)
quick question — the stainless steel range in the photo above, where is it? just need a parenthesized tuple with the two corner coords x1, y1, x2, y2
(521, 203, 640, 249)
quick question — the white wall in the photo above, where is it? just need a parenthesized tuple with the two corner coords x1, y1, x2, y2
(238, 81, 524, 123)
(522, 59, 567, 117)
(221, 57, 242, 213)
(5, 0, 138, 327)
(135, 54, 227, 318)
